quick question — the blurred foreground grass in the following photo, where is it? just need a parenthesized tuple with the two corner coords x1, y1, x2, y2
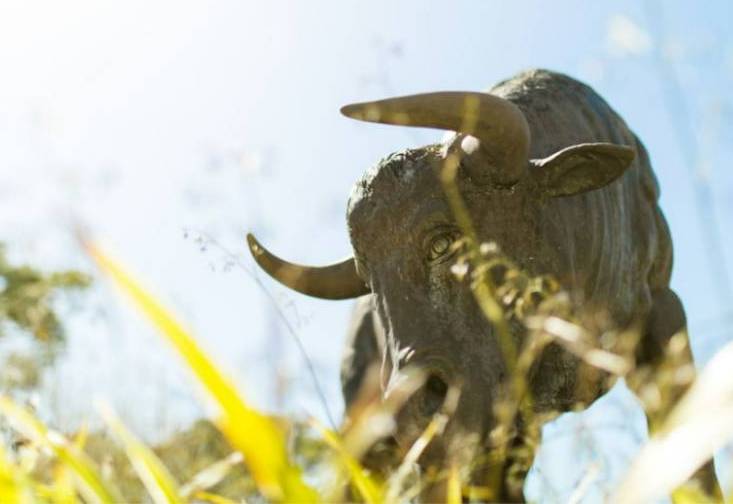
(0, 241, 729, 503)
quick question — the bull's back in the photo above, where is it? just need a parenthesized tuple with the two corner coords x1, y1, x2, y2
(491, 69, 673, 324)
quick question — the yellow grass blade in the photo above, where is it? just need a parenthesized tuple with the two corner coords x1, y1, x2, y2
(670, 485, 717, 504)
(193, 490, 243, 504)
(72, 423, 88, 449)
(50, 462, 76, 504)
(340, 365, 426, 460)
(98, 403, 183, 504)
(46, 425, 90, 504)
(85, 242, 318, 503)
(447, 464, 461, 504)
(386, 384, 460, 502)
(614, 338, 733, 503)
(310, 418, 384, 504)
(47, 426, 85, 504)
(385, 413, 445, 501)
(180, 452, 243, 499)
(0, 396, 122, 504)
(0, 445, 35, 504)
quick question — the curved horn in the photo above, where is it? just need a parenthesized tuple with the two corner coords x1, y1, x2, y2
(341, 92, 531, 185)
(246, 233, 369, 300)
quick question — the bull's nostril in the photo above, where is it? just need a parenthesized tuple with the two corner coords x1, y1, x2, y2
(421, 373, 448, 415)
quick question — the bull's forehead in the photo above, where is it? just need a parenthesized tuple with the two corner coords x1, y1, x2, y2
(346, 146, 451, 249)
(346, 144, 539, 273)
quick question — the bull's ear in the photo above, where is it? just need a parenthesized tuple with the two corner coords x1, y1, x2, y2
(530, 143, 635, 197)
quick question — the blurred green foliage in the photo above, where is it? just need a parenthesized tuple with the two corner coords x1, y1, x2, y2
(0, 243, 90, 344)
(0, 243, 90, 390)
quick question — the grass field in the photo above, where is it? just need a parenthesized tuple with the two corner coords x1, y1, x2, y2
(0, 235, 727, 503)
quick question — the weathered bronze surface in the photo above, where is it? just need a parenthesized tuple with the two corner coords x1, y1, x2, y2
(248, 69, 719, 500)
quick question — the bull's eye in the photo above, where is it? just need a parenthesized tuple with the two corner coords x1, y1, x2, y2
(426, 231, 460, 263)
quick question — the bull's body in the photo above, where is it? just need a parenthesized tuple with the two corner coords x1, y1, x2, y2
(342, 70, 672, 410)
(249, 69, 719, 500)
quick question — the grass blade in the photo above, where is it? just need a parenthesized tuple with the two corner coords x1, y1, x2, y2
(98, 403, 183, 504)
(310, 418, 383, 504)
(386, 384, 460, 502)
(192, 490, 243, 504)
(614, 338, 733, 502)
(180, 452, 243, 499)
(0, 445, 36, 504)
(47, 426, 88, 504)
(447, 465, 461, 504)
(85, 241, 318, 502)
(0, 396, 121, 504)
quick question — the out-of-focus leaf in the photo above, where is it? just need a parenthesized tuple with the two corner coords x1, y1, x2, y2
(98, 403, 183, 504)
(0, 396, 122, 504)
(85, 242, 318, 503)
(614, 339, 733, 503)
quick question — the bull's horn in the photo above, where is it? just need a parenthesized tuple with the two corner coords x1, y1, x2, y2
(246, 233, 370, 300)
(341, 92, 531, 185)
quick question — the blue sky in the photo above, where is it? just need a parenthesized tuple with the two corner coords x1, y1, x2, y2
(0, 1, 731, 501)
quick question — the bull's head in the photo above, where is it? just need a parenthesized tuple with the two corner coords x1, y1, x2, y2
(247, 91, 634, 477)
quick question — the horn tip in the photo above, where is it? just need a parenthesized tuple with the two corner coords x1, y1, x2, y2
(340, 103, 366, 120)
(246, 233, 263, 256)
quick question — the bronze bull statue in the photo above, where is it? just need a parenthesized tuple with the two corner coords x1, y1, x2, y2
(247, 69, 720, 501)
